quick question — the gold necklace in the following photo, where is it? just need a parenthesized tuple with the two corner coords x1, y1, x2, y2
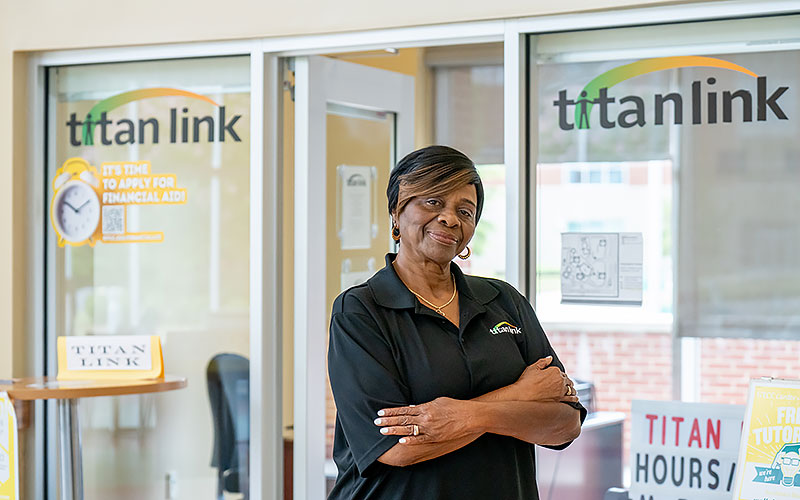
(403, 275, 457, 317)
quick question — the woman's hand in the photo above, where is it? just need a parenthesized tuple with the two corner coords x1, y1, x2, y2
(374, 397, 478, 445)
(512, 356, 579, 403)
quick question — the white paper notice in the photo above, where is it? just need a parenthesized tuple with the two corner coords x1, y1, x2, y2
(339, 165, 372, 250)
(65, 335, 152, 371)
(560, 232, 643, 305)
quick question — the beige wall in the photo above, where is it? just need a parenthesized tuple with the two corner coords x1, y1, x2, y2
(1, 0, 708, 376)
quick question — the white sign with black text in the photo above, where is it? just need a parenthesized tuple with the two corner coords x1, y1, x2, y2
(65, 335, 153, 371)
(338, 165, 374, 251)
(630, 400, 744, 500)
(560, 232, 643, 306)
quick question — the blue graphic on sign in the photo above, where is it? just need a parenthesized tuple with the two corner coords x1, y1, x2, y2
(754, 443, 800, 487)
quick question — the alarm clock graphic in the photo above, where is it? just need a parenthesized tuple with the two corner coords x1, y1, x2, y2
(50, 158, 103, 247)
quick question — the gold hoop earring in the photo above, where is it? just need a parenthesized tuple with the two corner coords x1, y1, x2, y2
(391, 225, 401, 242)
(458, 246, 471, 260)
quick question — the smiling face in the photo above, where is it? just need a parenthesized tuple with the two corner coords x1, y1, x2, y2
(393, 183, 478, 265)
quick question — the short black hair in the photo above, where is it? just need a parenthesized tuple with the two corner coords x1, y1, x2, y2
(387, 145, 484, 222)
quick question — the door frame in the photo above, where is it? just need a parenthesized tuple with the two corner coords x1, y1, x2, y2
(25, 2, 799, 499)
(292, 55, 414, 499)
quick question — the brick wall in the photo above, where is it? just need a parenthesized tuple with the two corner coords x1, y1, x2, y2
(546, 330, 673, 465)
(699, 337, 800, 405)
(546, 331, 800, 468)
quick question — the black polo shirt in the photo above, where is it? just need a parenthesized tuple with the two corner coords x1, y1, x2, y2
(327, 254, 586, 500)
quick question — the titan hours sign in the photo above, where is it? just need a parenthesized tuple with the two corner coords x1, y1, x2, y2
(553, 56, 789, 130)
(65, 87, 243, 146)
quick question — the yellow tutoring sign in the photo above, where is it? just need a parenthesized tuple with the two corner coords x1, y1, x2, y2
(734, 378, 800, 500)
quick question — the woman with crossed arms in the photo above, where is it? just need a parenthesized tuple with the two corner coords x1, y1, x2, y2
(327, 145, 586, 499)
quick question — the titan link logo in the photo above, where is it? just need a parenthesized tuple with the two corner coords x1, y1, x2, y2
(554, 56, 789, 130)
(65, 88, 242, 146)
(489, 321, 522, 335)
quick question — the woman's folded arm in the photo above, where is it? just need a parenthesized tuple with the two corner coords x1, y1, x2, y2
(376, 360, 584, 467)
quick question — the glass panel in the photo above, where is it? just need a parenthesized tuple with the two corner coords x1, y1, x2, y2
(433, 66, 504, 165)
(532, 25, 683, 500)
(460, 164, 506, 280)
(532, 13, 800, 337)
(324, 106, 395, 494)
(530, 13, 800, 500)
(433, 65, 506, 279)
(48, 56, 250, 499)
(675, 49, 800, 339)
(535, 53, 675, 326)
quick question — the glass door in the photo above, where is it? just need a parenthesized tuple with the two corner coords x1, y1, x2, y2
(292, 55, 414, 499)
(46, 56, 253, 499)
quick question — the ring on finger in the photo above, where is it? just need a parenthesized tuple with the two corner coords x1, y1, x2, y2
(412, 424, 419, 436)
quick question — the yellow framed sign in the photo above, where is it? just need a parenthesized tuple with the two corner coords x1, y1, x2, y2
(733, 378, 800, 500)
(0, 392, 18, 500)
(57, 335, 164, 381)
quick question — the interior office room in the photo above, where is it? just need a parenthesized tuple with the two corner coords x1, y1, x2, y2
(0, 1, 798, 499)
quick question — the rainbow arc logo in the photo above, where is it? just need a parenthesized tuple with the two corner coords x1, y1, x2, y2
(489, 321, 522, 335)
(554, 56, 789, 130)
(65, 87, 242, 146)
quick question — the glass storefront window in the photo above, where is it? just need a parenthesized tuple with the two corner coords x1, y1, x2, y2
(529, 13, 800, 498)
(47, 56, 250, 499)
(533, 14, 800, 337)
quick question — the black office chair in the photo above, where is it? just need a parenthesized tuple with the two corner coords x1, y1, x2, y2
(207, 353, 250, 500)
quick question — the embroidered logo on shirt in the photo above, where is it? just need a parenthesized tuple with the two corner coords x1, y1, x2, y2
(489, 321, 522, 335)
